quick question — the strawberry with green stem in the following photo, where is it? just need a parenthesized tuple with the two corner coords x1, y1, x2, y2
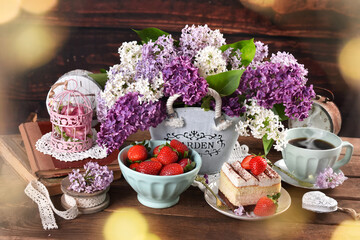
(178, 158, 196, 172)
(157, 145, 179, 165)
(254, 193, 281, 216)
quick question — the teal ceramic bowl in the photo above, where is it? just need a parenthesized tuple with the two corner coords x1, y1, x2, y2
(118, 140, 202, 209)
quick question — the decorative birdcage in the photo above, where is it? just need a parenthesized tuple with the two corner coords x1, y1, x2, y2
(49, 79, 93, 153)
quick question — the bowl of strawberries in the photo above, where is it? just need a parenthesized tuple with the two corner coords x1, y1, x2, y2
(118, 139, 202, 208)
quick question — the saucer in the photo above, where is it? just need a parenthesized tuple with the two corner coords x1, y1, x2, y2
(273, 159, 344, 190)
(204, 180, 291, 220)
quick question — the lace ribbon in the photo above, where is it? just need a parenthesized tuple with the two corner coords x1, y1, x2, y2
(35, 130, 108, 162)
(63, 193, 106, 208)
(24, 181, 79, 230)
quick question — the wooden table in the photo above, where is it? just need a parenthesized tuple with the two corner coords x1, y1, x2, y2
(1, 132, 360, 239)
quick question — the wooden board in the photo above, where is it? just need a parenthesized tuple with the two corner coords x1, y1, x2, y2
(1, 132, 360, 239)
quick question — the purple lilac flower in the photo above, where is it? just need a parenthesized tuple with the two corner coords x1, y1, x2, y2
(203, 174, 209, 184)
(238, 61, 315, 120)
(179, 24, 226, 59)
(234, 206, 245, 216)
(97, 92, 166, 153)
(68, 162, 114, 193)
(315, 167, 348, 189)
(222, 47, 242, 70)
(135, 35, 177, 81)
(218, 93, 247, 117)
(162, 56, 208, 105)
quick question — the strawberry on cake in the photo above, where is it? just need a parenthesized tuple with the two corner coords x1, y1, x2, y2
(218, 155, 281, 211)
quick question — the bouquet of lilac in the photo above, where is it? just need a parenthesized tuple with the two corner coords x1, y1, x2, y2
(93, 25, 315, 155)
(68, 162, 114, 193)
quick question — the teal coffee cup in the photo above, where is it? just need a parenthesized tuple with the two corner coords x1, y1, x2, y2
(281, 127, 353, 183)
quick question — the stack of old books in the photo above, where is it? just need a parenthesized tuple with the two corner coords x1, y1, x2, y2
(18, 121, 121, 195)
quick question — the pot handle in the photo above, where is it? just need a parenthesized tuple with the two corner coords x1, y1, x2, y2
(165, 88, 233, 131)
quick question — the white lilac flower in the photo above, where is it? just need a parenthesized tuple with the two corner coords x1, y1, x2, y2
(102, 65, 130, 108)
(179, 24, 226, 59)
(194, 46, 227, 78)
(102, 64, 164, 108)
(118, 41, 142, 73)
(131, 73, 164, 104)
(315, 167, 348, 189)
(235, 99, 287, 151)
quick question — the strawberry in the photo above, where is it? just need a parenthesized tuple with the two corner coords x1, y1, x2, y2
(241, 155, 255, 170)
(178, 158, 196, 172)
(129, 162, 140, 170)
(127, 145, 148, 163)
(150, 157, 160, 162)
(249, 156, 267, 175)
(136, 161, 162, 175)
(157, 146, 179, 165)
(153, 145, 161, 156)
(253, 193, 281, 216)
(170, 139, 189, 158)
(159, 163, 184, 176)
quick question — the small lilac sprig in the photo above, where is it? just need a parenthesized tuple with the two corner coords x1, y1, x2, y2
(233, 206, 255, 217)
(234, 206, 245, 216)
(315, 167, 348, 189)
(68, 162, 114, 193)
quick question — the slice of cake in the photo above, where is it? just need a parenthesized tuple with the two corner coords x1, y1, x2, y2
(218, 160, 281, 211)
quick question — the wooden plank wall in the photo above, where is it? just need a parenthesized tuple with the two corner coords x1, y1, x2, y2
(0, 0, 359, 137)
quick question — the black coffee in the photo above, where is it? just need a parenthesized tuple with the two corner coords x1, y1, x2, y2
(289, 138, 335, 150)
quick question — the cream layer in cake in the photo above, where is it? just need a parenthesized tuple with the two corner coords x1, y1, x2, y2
(219, 161, 281, 207)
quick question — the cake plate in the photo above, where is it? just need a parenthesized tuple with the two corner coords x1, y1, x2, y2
(204, 180, 291, 220)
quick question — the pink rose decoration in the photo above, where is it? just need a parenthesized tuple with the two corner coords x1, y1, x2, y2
(60, 105, 92, 140)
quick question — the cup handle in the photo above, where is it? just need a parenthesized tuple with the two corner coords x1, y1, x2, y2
(332, 141, 353, 171)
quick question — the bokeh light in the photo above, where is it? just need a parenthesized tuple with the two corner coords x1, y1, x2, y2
(0, 0, 21, 25)
(20, 0, 58, 14)
(11, 24, 65, 70)
(339, 37, 360, 90)
(331, 220, 360, 239)
(103, 208, 160, 240)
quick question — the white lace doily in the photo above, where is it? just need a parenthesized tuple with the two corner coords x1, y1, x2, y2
(193, 141, 249, 191)
(35, 130, 108, 162)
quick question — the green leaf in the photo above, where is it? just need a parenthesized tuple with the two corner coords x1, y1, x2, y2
(205, 69, 245, 97)
(262, 134, 274, 157)
(100, 68, 107, 73)
(220, 39, 256, 67)
(132, 27, 170, 44)
(272, 104, 289, 121)
(201, 96, 212, 111)
(184, 161, 196, 172)
(88, 73, 108, 89)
